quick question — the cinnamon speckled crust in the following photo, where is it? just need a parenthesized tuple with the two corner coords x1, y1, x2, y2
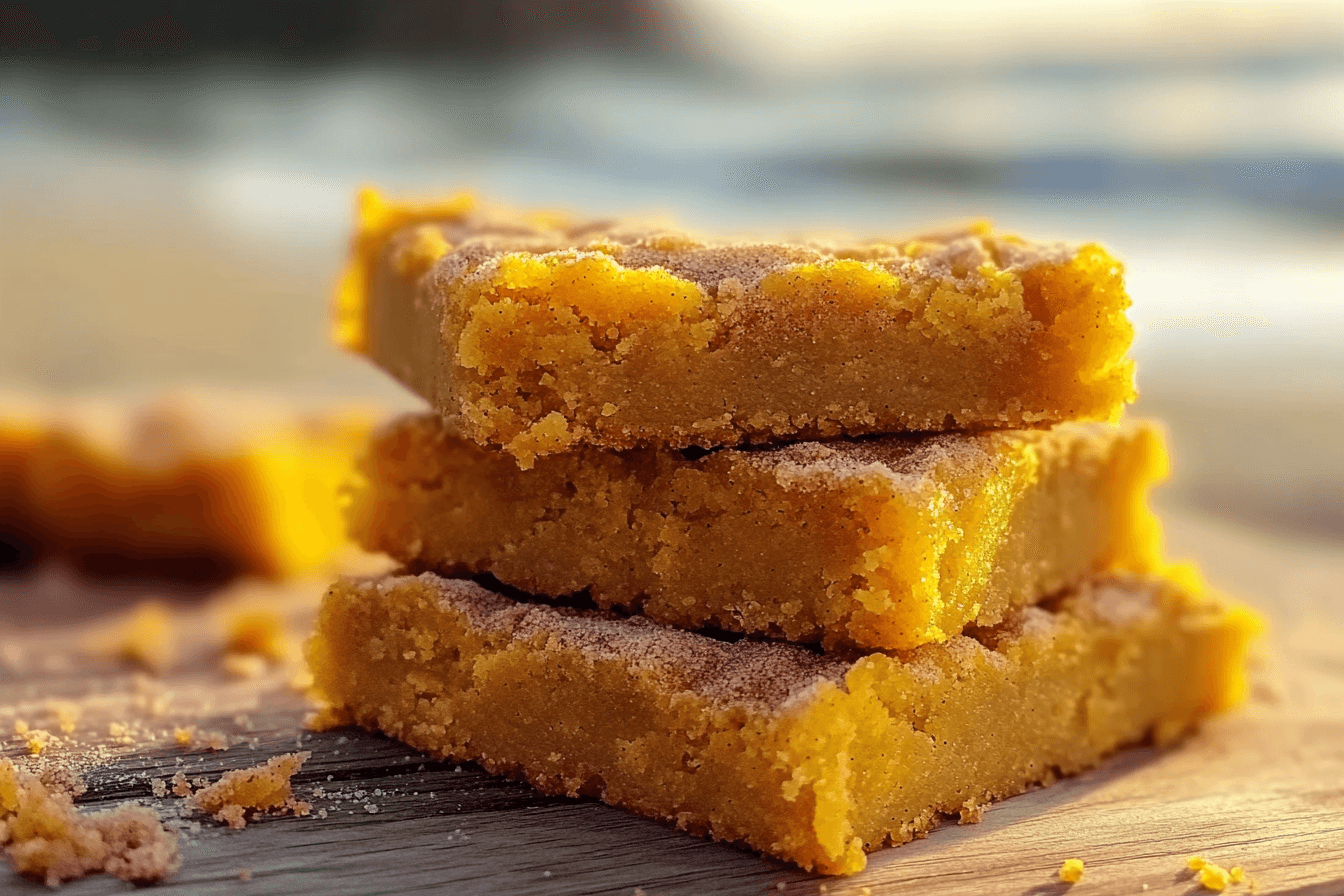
(346, 414, 1168, 650)
(307, 571, 1259, 874)
(337, 190, 1136, 466)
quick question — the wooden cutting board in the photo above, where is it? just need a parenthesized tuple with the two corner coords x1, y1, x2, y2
(2, 508, 1342, 895)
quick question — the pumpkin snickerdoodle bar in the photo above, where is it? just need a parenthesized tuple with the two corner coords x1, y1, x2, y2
(306, 571, 1259, 874)
(0, 393, 376, 579)
(334, 190, 1136, 467)
(346, 413, 1167, 651)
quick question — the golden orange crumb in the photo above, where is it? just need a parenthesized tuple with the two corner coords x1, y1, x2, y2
(12, 720, 28, 736)
(1059, 858, 1085, 883)
(222, 606, 294, 663)
(0, 759, 180, 886)
(239, 868, 253, 881)
(85, 601, 177, 673)
(221, 652, 268, 680)
(25, 730, 53, 756)
(1198, 864, 1232, 891)
(1230, 866, 1245, 883)
(189, 752, 311, 830)
(289, 667, 315, 693)
(173, 726, 195, 747)
(49, 702, 80, 735)
(1189, 855, 1210, 870)
(170, 773, 193, 798)
(303, 704, 353, 732)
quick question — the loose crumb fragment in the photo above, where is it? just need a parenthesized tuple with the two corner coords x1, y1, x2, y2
(35, 766, 85, 800)
(958, 799, 985, 824)
(221, 607, 295, 664)
(48, 702, 80, 735)
(1188, 855, 1244, 891)
(1199, 864, 1232, 891)
(170, 773, 193, 798)
(188, 752, 311, 829)
(238, 868, 253, 881)
(1059, 858, 1085, 883)
(26, 731, 53, 756)
(85, 601, 178, 673)
(151, 778, 168, 799)
(221, 653, 268, 680)
(289, 668, 315, 692)
(0, 759, 180, 886)
(172, 726, 230, 752)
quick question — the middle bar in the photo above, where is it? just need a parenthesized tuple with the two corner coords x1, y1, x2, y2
(347, 414, 1167, 651)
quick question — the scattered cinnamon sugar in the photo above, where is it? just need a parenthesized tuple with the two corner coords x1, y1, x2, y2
(0, 759, 180, 887)
(188, 752, 311, 829)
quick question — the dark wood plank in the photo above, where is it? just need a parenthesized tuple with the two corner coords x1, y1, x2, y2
(3, 510, 1343, 895)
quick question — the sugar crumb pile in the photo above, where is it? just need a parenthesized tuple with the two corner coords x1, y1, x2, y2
(0, 759, 180, 887)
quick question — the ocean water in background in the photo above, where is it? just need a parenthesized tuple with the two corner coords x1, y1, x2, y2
(2, 48, 1341, 536)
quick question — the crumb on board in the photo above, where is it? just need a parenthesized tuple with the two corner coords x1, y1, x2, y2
(958, 798, 986, 824)
(172, 726, 230, 752)
(1059, 858, 1085, 883)
(221, 653, 268, 680)
(170, 772, 192, 798)
(0, 759, 180, 887)
(1188, 855, 1246, 891)
(82, 601, 178, 673)
(188, 752, 311, 829)
(238, 868, 253, 881)
(26, 730, 54, 756)
(221, 606, 296, 664)
(49, 702, 80, 735)
(303, 703, 353, 732)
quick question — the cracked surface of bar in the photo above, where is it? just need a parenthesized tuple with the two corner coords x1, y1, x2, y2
(307, 571, 1257, 874)
(336, 190, 1136, 466)
(348, 414, 1167, 650)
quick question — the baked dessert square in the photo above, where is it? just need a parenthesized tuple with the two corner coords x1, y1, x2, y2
(347, 414, 1167, 650)
(307, 571, 1258, 874)
(1, 393, 376, 579)
(335, 190, 1136, 466)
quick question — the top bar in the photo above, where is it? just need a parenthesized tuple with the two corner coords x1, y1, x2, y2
(336, 190, 1136, 466)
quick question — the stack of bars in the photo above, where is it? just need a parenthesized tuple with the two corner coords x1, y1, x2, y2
(307, 191, 1260, 874)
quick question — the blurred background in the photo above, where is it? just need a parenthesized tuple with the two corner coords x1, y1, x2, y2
(3, 0, 1342, 542)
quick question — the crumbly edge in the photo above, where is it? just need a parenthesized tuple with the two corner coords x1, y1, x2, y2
(321, 570, 1248, 716)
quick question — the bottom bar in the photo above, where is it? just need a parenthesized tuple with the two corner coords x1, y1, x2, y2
(307, 572, 1258, 874)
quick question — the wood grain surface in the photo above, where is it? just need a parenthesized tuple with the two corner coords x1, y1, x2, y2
(2, 507, 1342, 896)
